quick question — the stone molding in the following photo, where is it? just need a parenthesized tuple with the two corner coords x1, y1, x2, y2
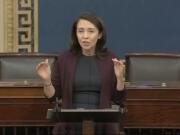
(2, 0, 38, 52)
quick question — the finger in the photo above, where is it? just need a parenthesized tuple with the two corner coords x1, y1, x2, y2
(118, 60, 126, 66)
(121, 59, 125, 63)
(118, 59, 125, 62)
(45, 59, 48, 64)
(112, 60, 118, 66)
(36, 63, 41, 70)
(36, 61, 46, 70)
(112, 58, 118, 61)
(112, 58, 119, 65)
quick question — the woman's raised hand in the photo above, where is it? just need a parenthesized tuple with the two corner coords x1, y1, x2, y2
(36, 59, 51, 82)
(112, 58, 125, 80)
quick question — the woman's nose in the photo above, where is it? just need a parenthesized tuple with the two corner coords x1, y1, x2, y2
(82, 31, 89, 38)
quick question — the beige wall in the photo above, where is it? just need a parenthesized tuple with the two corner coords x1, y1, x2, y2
(0, 0, 4, 52)
(0, 0, 38, 52)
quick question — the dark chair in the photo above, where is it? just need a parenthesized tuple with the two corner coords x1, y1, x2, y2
(125, 53, 180, 83)
(0, 53, 57, 81)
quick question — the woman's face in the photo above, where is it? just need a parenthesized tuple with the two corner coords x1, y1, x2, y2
(76, 19, 102, 56)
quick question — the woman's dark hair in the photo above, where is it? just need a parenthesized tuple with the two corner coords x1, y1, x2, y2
(70, 12, 107, 57)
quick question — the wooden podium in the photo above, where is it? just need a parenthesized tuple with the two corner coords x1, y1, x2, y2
(47, 108, 121, 135)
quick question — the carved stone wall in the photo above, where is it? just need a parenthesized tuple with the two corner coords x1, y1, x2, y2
(0, 0, 5, 52)
(2, 0, 38, 53)
(4, 0, 14, 52)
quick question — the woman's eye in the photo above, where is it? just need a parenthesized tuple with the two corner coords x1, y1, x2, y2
(77, 29, 84, 33)
(77, 30, 83, 33)
(89, 30, 94, 33)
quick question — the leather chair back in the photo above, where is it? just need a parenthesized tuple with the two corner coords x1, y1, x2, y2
(0, 53, 57, 81)
(125, 53, 180, 82)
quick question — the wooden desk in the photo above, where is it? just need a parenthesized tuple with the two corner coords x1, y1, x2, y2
(1, 81, 180, 128)
(0, 81, 54, 126)
(124, 82, 180, 128)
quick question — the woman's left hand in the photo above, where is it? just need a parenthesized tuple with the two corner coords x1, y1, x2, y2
(112, 58, 125, 80)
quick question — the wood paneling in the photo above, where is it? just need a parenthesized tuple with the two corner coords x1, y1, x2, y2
(124, 86, 180, 128)
(0, 82, 54, 126)
(1, 81, 180, 128)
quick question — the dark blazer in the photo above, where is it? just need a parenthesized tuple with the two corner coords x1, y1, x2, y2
(51, 49, 126, 135)
(52, 50, 126, 108)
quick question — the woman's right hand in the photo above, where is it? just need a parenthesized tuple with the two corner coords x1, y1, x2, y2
(36, 59, 51, 82)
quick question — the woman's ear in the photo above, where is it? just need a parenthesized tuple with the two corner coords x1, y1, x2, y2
(98, 33, 102, 39)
